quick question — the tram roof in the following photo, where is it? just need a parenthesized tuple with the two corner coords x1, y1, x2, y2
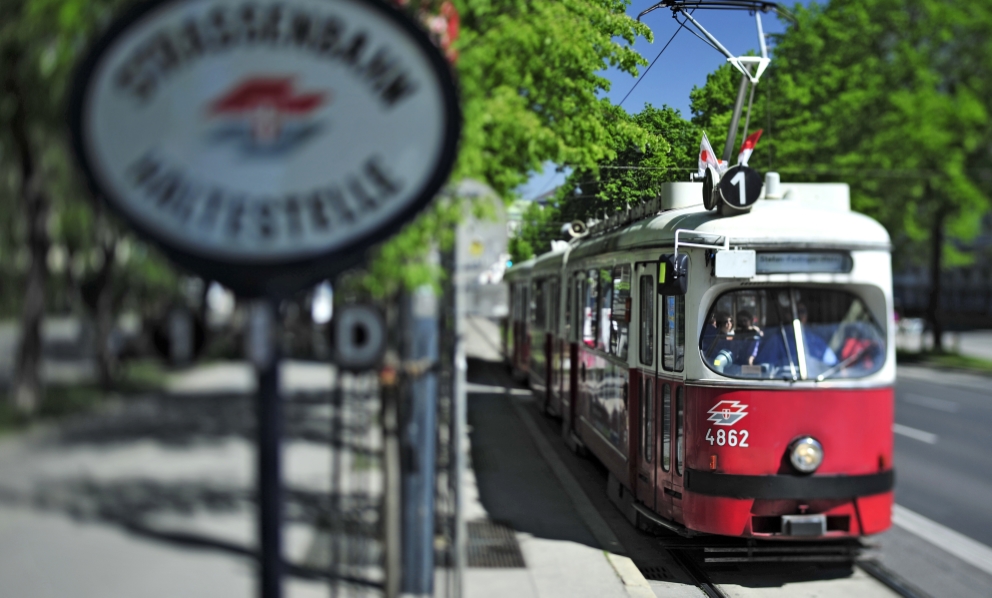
(503, 257, 536, 282)
(531, 245, 568, 275)
(568, 183, 891, 261)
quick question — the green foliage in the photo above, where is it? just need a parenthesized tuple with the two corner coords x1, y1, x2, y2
(509, 104, 700, 261)
(689, 61, 743, 157)
(368, 0, 654, 291)
(775, 0, 990, 267)
(688, 0, 992, 270)
(453, 0, 653, 196)
(509, 201, 560, 263)
(0, 0, 181, 320)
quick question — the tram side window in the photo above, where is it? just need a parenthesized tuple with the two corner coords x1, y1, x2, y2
(700, 288, 886, 380)
(533, 280, 546, 328)
(642, 377, 655, 463)
(513, 283, 527, 322)
(582, 270, 598, 347)
(564, 278, 573, 341)
(610, 265, 631, 359)
(572, 275, 583, 343)
(662, 384, 671, 472)
(676, 387, 684, 476)
(550, 280, 560, 335)
(639, 275, 654, 366)
(663, 295, 685, 372)
(598, 269, 613, 352)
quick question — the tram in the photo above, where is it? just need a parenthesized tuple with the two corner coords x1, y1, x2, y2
(503, 178, 895, 539)
(504, 257, 535, 382)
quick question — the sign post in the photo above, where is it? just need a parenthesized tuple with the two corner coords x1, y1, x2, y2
(69, 0, 460, 595)
(247, 299, 283, 596)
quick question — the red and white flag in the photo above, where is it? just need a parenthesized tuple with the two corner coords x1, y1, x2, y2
(737, 129, 764, 166)
(698, 132, 721, 177)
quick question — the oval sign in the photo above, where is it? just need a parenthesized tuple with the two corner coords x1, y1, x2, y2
(69, 0, 460, 297)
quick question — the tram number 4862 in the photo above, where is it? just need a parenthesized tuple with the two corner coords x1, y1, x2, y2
(705, 428, 750, 447)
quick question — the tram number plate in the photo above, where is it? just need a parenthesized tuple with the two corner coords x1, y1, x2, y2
(706, 428, 749, 447)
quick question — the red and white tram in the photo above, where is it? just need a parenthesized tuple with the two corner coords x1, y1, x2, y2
(504, 177, 895, 539)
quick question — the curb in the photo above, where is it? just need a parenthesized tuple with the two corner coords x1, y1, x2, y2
(606, 553, 657, 598)
(507, 394, 655, 598)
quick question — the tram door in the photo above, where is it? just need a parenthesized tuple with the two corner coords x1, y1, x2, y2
(656, 290, 686, 523)
(633, 264, 657, 507)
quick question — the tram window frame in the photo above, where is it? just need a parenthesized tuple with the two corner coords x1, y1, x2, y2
(533, 279, 546, 328)
(571, 273, 583, 343)
(676, 386, 684, 476)
(610, 265, 631, 359)
(582, 270, 598, 347)
(662, 384, 671, 472)
(642, 376, 655, 463)
(550, 279, 560, 335)
(564, 277, 572, 340)
(663, 294, 685, 372)
(639, 274, 654, 367)
(700, 287, 886, 381)
(598, 268, 613, 353)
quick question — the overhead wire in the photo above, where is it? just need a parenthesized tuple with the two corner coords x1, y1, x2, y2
(619, 8, 696, 107)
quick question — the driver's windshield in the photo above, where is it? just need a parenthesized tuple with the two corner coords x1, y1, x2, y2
(700, 288, 886, 381)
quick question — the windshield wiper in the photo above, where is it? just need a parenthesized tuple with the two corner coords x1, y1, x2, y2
(815, 346, 867, 382)
(778, 324, 798, 381)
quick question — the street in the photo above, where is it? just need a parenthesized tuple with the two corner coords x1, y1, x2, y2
(0, 320, 991, 597)
(894, 367, 992, 547)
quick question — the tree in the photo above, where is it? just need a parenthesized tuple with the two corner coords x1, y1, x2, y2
(690, 0, 992, 351)
(362, 0, 656, 295)
(452, 0, 653, 196)
(771, 0, 990, 351)
(689, 61, 747, 160)
(0, 0, 129, 412)
(509, 200, 561, 263)
(507, 103, 700, 262)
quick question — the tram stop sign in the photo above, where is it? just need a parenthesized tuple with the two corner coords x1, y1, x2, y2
(68, 0, 461, 298)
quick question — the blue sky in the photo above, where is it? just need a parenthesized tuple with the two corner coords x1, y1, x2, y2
(516, 1, 805, 200)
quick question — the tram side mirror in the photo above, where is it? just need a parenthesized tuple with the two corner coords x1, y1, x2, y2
(657, 253, 689, 296)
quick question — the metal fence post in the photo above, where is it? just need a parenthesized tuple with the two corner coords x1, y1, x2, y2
(400, 287, 439, 596)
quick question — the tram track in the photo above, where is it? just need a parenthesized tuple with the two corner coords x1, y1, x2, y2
(665, 546, 729, 598)
(856, 559, 932, 598)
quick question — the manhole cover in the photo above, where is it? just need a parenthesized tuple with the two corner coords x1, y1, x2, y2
(639, 565, 674, 580)
(467, 520, 525, 568)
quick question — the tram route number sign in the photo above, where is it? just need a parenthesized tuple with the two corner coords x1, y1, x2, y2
(68, 0, 461, 298)
(718, 165, 762, 212)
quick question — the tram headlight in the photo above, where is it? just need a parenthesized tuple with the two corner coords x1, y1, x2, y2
(789, 437, 823, 473)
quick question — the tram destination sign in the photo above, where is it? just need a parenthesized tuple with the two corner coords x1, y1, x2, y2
(756, 252, 853, 274)
(69, 0, 460, 297)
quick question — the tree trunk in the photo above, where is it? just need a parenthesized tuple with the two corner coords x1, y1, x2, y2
(926, 204, 946, 353)
(95, 243, 117, 390)
(6, 56, 49, 414)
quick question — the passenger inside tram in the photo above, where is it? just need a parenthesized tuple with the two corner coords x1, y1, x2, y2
(733, 310, 762, 366)
(701, 311, 734, 366)
(701, 289, 885, 380)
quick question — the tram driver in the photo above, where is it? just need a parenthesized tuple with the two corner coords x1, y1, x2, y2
(702, 289, 886, 381)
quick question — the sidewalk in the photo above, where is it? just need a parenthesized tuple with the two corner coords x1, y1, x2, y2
(0, 360, 345, 598)
(460, 317, 651, 598)
(0, 335, 652, 598)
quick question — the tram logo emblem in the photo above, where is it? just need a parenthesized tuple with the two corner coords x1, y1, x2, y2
(708, 401, 748, 426)
(207, 77, 329, 156)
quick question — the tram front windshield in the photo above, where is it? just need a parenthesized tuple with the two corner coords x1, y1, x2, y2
(700, 288, 885, 381)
